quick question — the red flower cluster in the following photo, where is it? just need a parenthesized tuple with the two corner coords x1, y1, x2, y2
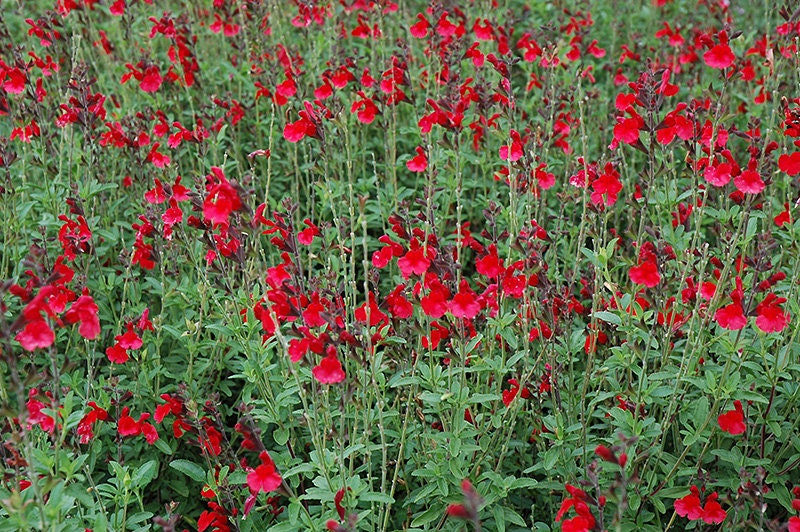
(556, 484, 597, 532)
(117, 406, 159, 444)
(674, 486, 727, 524)
(77, 401, 108, 444)
(105, 309, 153, 364)
(25, 388, 57, 433)
(12, 216, 100, 352)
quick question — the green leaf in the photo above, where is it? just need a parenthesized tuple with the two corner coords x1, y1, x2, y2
(360, 492, 395, 504)
(132, 460, 158, 488)
(389, 375, 419, 388)
(470, 393, 501, 404)
(510, 477, 539, 490)
(410, 506, 441, 528)
(592, 310, 621, 326)
(154, 438, 174, 455)
(542, 448, 559, 470)
(492, 505, 506, 532)
(169, 460, 206, 483)
(274, 427, 289, 446)
(228, 470, 247, 485)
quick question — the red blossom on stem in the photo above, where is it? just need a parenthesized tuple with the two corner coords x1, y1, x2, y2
(675, 486, 727, 524)
(312, 347, 346, 384)
(718, 400, 746, 435)
(556, 484, 596, 532)
(629, 260, 660, 288)
(406, 146, 428, 173)
(117, 407, 159, 444)
(247, 451, 282, 494)
(203, 166, 242, 226)
(754, 293, 790, 333)
(703, 31, 736, 69)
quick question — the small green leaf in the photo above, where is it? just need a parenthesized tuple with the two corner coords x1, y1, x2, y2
(154, 438, 174, 455)
(592, 311, 621, 326)
(411, 506, 440, 528)
(274, 427, 289, 446)
(169, 460, 206, 483)
(132, 460, 158, 488)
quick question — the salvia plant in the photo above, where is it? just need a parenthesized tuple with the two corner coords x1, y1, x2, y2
(1, 0, 800, 531)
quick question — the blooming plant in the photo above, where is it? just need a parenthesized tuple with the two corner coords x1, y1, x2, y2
(1, 1, 800, 531)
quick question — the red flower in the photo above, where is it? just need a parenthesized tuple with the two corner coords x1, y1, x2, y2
(789, 516, 800, 532)
(701, 493, 727, 524)
(406, 146, 428, 172)
(718, 400, 746, 435)
(561, 516, 594, 532)
(297, 219, 321, 245)
(449, 280, 481, 320)
(203, 167, 242, 225)
(3, 67, 27, 94)
(590, 163, 623, 206)
(312, 349, 345, 384)
(704, 161, 732, 187)
(476, 244, 504, 279)
(154, 394, 184, 423)
(629, 260, 660, 288)
(779, 152, 800, 176)
(117, 407, 158, 443)
(146, 143, 171, 168)
(409, 14, 429, 38)
(715, 278, 747, 330)
(755, 293, 790, 333)
(105, 343, 129, 364)
(116, 323, 143, 350)
(613, 115, 643, 144)
(594, 444, 617, 463)
(284, 120, 310, 142)
(674, 486, 704, 520)
(704, 44, 735, 69)
(77, 401, 108, 444)
(372, 236, 404, 268)
(26, 389, 56, 433)
(141, 421, 159, 444)
(775, 203, 792, 227)
(334, 487, 349, 520)
(200, 420, 223, 456)
(556, 484, 596, 531)
(351, 92, 379, 124)
(420, 281, 449, 318)
(283, 101, 323, 141)
(734, 169, 764, 194)
(139, 65, 163, 93)
(355, 291, 388, 328)
(198, 501, 230, 532)
(502, 379, 519, 407)
(16, 319, 55, 351)
(386, 285, 414, 319)
(398, 240, 432, 278)
(117, 407, 140, 437)
(109, 0, 125, 15)
(499, 130, 524, 161)
(715, 302, 747, 330)
(446, 503, 470, 519)
(247, 451, 282, 494)
(435, 12, 458, 38)
(446, 480, 482, 524)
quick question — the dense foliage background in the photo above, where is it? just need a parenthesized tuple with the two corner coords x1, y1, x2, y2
(2, 0, 800, 530)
